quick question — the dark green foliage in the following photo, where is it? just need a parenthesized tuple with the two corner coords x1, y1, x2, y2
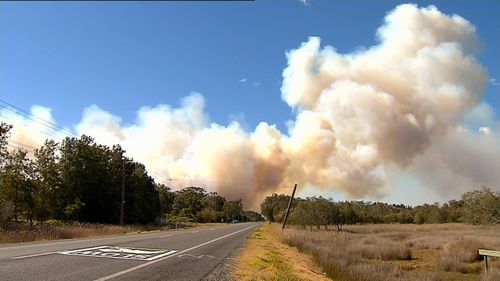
(260, 193, 291, 222)
(158, 184, 176, 215)
(242, 210, 265, 222)
(171, 186, 207, 221)
(460, 187, 500, 224)
(200, 192, 226, 222)
(223, 200, 243, 222)
(262, 188, 500, 226)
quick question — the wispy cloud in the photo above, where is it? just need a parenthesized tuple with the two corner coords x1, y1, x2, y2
(253, 82, 261, 87)
(299, 0, 309, 6)
(490, 78, 500, 86)
(239, 78, 247, 83)
(479, 126, 492, 135)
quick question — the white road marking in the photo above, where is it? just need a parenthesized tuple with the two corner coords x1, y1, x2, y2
(60, 245, 109, 253)
(191, 231, 199, 233)
(59, 246, 177, 261)
(147, 250, 177, 261)
(177, 254, 215, 260)
(159, 234, 173, 238)
(11, 251, 57, 260)
(94, 224, 259, 281)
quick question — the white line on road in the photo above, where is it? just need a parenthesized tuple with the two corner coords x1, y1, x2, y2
(159, 234, 173, 238)
(146, 250, 177, 261)
(11, 251, 57, 260)
(94, 224, 259, 281)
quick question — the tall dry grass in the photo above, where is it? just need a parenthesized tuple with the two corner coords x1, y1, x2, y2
(482, 268, 500, 281)
(281, 224, 500, 281)
(0, 222, 153, 244)
(437, 238, 483, 273)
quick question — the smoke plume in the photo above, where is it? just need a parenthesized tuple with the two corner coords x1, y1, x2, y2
(3, 4, 498, 209)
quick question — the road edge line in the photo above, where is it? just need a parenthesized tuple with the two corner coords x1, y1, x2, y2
(11, 251, 57, 260)
(94, 223, 259, 281)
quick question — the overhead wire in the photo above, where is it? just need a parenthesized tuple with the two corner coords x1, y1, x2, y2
(8, 139, 37, 151)
(0, 99, 76, 137)
(148, 171, 295, 190)
(7, 143, 35, 154)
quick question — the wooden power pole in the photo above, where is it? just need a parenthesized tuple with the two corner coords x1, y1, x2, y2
(120, 158, 125, 225)
(282, 184, 297, 230)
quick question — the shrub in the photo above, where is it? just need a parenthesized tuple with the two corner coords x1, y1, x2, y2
(437, 238, 482, 272)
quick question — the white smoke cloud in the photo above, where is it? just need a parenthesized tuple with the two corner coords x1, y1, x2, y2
(1, 105, 68, 151)
(410, 126, 500, 199)
(2, 4, 498, 209)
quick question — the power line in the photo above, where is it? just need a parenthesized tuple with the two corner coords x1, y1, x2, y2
(0, 101, 76, 138)
(0, 115, 64, 140)
(7, 143, 35, 153)
(0, 99, 76, 136)
(148, 172, 295, 190)
(8, 140, 36, 151)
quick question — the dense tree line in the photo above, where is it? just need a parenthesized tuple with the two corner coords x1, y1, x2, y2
(261, 187, 500, 228)
(159, 185, 263, 224)
(0, 123, 262, 227)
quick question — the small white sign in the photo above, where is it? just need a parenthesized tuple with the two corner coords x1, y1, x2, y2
(59, 246, 177, 261)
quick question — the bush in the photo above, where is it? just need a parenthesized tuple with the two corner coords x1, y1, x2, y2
(437, 238, 482, 272)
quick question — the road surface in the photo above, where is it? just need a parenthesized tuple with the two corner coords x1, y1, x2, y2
(0, 222, 260, 281)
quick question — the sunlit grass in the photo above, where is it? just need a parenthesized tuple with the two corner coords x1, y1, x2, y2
(281, 224, 500, 281)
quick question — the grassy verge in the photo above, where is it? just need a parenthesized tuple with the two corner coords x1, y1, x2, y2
(233, 223, 330, 281)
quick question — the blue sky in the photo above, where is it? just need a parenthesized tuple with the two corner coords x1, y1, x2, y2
(1, 0, 499, 133)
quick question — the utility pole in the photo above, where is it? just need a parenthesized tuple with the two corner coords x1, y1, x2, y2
(120, 158, 125, 225)
(282, 183, 297, 230)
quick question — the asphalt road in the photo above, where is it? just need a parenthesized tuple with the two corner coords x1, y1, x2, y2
(0, 222, 260, 281)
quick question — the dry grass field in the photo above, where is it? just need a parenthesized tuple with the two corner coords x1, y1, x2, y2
(281, 224, 500, 281)
(0, 223, 145, 243)
(0, 221, 201, 244)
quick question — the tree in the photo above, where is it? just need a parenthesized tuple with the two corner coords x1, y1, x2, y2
(200, 192, 226, 222)
(33, 139, 60, 223)
(223, 200, 243, 222)
(125, 162, 160, 224)
(158, 184, 176, 215)
(460, 187, 500, 224)
(242, 210, 264, 222)
(0, 149, 36, 224)
(260, 193, 290, 222)
(0, 122, 13, 167)
(172, 187, 206, 220)
(0, 122, 14, 227)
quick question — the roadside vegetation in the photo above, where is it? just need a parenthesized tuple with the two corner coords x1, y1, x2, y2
(261, 188, 500, 227)
(0, 122, 262, 242)
(0, 221, 140, 243)
(260, 190, 500, 281)
(233, 224, 329, 281)
(281, 224, 500, 281)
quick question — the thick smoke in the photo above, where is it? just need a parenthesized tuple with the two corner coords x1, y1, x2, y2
(3, 4, 498, 209)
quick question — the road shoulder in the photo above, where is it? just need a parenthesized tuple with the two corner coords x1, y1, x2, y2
(232, 223, 330, 281)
